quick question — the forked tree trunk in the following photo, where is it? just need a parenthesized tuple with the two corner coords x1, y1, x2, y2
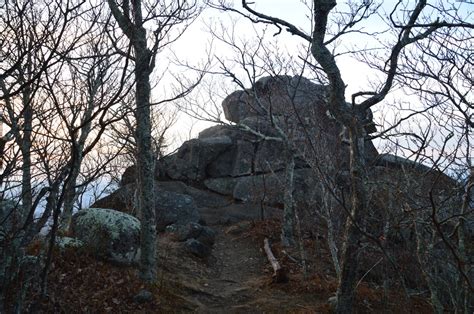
(61, 77, 96, 230)
(309, 2, 369, 310)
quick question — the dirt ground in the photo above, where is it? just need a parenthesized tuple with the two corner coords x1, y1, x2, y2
(155, 219, 431, 313)
(23, 217, 433, 313)
(157, 223, 331, 312)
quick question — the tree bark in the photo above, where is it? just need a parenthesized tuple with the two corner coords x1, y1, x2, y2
(107, 0, 158, 283)
(281, 146, 296, 247)
(335, 122, 367, 313)
(20, 85, 33, 219)
(134, 27, 157, 283)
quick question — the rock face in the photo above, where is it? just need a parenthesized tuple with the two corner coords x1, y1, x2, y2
(91, 183, 201, 231)
(221, 76, 328, 123)
(71, 208, 141, 265)
(118, 75, 379, 211)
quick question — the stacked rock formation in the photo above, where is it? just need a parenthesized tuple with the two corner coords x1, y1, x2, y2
(122, 75, 378, 210)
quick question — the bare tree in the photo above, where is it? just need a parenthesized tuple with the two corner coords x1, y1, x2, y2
(0, 0, 91, 310)
(393, 22, 474, 312)
(106, 0, 201, 282)
(208, 0, 473, 311)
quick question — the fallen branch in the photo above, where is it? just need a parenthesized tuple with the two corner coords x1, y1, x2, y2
(264, 238, 288, 283)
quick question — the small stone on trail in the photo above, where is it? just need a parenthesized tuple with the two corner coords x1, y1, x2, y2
(185, 238, 212, 258)
(133, 289, 153, 303)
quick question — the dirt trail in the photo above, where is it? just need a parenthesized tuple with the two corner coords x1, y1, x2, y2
(189, 225, 266, 312)
(159, 221, 326, 313)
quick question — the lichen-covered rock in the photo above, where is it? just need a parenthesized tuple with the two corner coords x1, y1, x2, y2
(56, 236, 84, 250)
(71, 208, 141, 265)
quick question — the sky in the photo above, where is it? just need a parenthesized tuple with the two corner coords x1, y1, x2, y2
(157, 0, 472, 169)
(159, 0, 398, 149)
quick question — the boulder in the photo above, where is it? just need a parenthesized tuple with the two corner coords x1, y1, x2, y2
(164, 136, 233, 181)
(198, 124, 257, 141)
(156, 181, 231, 209)
(253, 140, 287, 173)
(172, 222, 217, 246)
(222, 76, 327, 123)
(71, 208, 141, 265)
(206, 139, 255, 178)
(55, 236, 84, 251)
(91, 185, 136, 215)
(185, 238, 212, 258)
(154, 190, 200, 231)
(205, 168, 320, 208)
(204, 177, 238, 196)
(121, 162, 168, 186)
(114, 74, 382, 227)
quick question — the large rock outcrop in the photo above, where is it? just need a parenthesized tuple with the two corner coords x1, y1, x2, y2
(112, 76, 466, 231)
(118, 75, 379, 210)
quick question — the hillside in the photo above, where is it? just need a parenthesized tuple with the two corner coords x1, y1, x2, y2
(24, 213, 432, 313)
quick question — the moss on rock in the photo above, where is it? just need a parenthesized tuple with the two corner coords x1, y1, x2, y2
(71, 208, 141, 265)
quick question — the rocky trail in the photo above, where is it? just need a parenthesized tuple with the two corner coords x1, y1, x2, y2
(158, 220, 329, 313)
(178, 225, 267, 311)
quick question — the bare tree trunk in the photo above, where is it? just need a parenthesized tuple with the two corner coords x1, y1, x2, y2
(62, 163, 80, 229)
(322, 182, 341, 278)
(134, 30, 156, 283)
(457, 143, 472, 313)
(20, 87, 33, 219)
(281, 146, 295, 247)
(107, 0, 158, 283)
(335, 124, 367, 313)
(264, 238, 288, 283)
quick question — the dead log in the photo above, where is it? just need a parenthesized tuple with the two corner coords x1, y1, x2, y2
(263, 238, 288, 283)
